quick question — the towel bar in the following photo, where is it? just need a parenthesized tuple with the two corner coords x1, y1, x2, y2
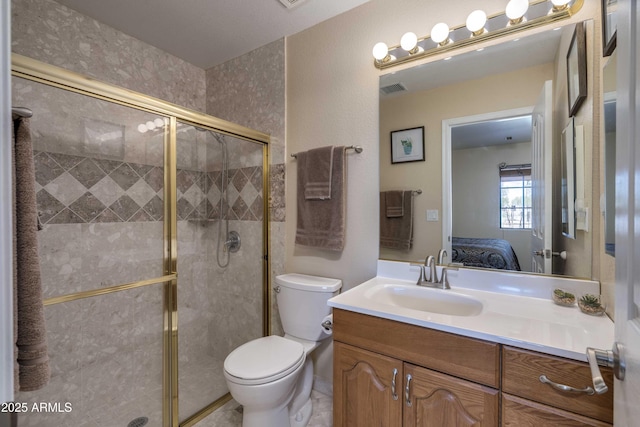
(290, 145, 363, 158)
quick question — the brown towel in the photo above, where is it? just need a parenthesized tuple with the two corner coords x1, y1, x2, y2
(380, 190, 413, 250)
(384, 191, 404, 217)
(12, 115, 50, 392)
(303, 146, 334, 200)
(295, 146, 346, 251)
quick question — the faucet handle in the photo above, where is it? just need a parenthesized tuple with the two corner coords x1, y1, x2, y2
(439, 266, 459, 289)
(437, 249, 448, 265)
(410, 263, 426, 284)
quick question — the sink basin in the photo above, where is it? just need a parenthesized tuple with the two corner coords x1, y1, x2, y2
(364, 284, 483, 316)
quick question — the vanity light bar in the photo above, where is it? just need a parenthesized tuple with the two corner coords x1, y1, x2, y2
(372, 0, 583, 70)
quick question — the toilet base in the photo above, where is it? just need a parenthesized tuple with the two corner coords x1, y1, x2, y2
(289, 398, 312, 427)
(242, 405, 290, 427)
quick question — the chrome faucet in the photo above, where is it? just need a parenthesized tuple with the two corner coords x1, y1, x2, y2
(437, 249, 447, 265)
(438, 266, 458, 290)
(425, 255, 438, 283)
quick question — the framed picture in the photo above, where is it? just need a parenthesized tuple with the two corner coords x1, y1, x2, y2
(390, 126, 425, 164)
(566, 22, 587, 117)
(602, 0, 617, 57)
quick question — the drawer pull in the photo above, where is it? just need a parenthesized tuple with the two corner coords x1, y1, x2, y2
(539, 374, 595, 395)
(391, 368, 399, 400)
(405, 374, 412, 407)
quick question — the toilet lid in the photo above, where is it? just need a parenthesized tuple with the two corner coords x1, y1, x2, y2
(224, 336, 305, 384)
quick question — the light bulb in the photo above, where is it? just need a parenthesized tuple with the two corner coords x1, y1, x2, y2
(551, 0, 570, 11)
(400, 32, 419, 53)
(506, 0, 529, 24)
(137, 124, 148, 133)
(154, 118, 165, 128)
(372, 42, 390, 61)
(466, 10, 487, 36)
(431, 23, 450, 45)
(145, 120, 156, 130)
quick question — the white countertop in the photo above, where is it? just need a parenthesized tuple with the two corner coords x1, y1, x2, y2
(328, 262, 614, 362)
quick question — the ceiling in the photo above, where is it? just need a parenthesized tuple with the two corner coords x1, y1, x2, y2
(54, 0, 370, 69)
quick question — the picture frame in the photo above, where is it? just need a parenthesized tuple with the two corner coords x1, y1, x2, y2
(390, 126, 425, 164)
(566, 22, 587, 117)
(601, 0, 617, 57)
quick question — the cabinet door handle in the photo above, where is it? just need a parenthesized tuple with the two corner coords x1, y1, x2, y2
(539, 374, 595, 395)
(404, 374, 412, 407)
(391, 368, 399, 400)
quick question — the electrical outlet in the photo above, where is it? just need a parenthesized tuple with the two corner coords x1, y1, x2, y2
(426, 209, 439, 221)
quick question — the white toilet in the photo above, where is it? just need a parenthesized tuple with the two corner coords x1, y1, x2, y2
(223, 273, 342, 427)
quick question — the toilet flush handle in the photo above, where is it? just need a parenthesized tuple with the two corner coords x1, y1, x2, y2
(274, 286, 281, 293)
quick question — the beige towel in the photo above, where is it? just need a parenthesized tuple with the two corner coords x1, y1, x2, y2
(385, 191, 404, 217)
(303, 146, 334, 200)
(380, 190, 413, 250)
(296, 146, 346, 251)
(12, 115, 50, 392)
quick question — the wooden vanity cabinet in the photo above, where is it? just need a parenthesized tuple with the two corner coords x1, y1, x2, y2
(333, 309, 499, 427)
(333, 309, 613, 427)
(502, 346, 613, 426)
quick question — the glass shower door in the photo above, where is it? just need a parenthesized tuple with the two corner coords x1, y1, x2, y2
(176, 124, 267, 424)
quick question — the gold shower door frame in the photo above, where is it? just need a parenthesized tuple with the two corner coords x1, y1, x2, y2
(11, 54, 271, 427)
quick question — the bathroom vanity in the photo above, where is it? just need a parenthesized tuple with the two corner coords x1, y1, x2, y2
(328, 261, 615, 426)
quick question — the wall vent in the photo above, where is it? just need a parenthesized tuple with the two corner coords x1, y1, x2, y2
(278, 0, 307, 9)
(380, 83, 407, 95)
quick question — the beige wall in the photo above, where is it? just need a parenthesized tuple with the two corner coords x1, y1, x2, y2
(286, 0, 598, 287)
(452, 142, 533, 272)
(286, 0, 606, 383)
(379, 62, 553, 263)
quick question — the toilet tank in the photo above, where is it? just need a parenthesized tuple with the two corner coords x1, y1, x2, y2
(275, 273, 342, 342)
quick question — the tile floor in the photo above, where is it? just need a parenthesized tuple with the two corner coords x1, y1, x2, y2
(194, 389, 332, 427)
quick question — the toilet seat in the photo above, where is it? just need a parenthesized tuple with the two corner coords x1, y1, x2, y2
(224, 336, 305, 386)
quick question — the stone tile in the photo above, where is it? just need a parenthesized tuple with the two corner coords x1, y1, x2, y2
(209, 171, 222, 191)
(249, 166, 263, 192)
(130, 209, 153, 222)
(127, 179, 157, 208)
(128, 162, 154, 177)
(90, 175, 125, 208)
(48, 207, 85, 224)
(44, 171, 87, 207)
(182, 183, 205, 210)
(109, 195, 141, 221)
(68, 158, 106, 189)
(230, 168, 248, 192)
(110, 163, 140, 190)
(177, 198, 194, 220)
(34, 152, 65, 186)
(143, 196, 164, 221)
(194, 171, 208, 193)
(36, 189, 65, 223)
(93, 158, 122, 175)
(249, 195, 264, 221)
(47, 152, 85, 171)
(177, 169, 197, 194)
(239, 177, 259, 208)
(68, 192, 106, 222)
(143, 166, 164, 192)
(93, 208, 122, 223)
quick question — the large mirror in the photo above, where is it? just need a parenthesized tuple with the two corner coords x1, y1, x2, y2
(379, 20, 595, 279)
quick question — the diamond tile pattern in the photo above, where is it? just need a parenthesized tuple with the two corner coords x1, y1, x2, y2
(33, 151, 271, 225)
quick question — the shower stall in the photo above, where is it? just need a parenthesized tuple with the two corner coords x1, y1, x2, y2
(10, 54, 270, 427)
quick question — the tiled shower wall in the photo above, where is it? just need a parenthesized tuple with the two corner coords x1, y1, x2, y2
(34, 150, 266, 225)
(12, 0, 287, 425)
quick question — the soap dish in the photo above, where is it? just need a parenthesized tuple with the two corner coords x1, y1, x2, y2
(552, 288, 576, 307)
(578, 294, 606, 316)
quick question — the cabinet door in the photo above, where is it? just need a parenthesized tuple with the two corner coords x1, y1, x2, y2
(404, 364, 499, 427)
(502, 393, 612, 427)
(334, 341, 403, 427)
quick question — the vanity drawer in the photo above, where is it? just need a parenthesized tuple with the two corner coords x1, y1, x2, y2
(502, 393, 612, 427)
(502, 346, 613, 424)
(333, 309, 499, 388)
